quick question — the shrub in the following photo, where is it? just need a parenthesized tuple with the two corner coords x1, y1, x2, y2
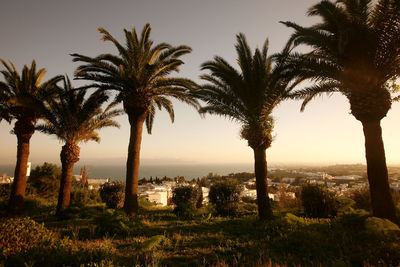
(0, 183, 11, 201)
(300, 183, 338, 218)
(28, 162, 61, 198)
(71, 186, 101, 206)
(99, 181, 125, 209)
(93, 209, 136, 236)
(171, 185, 199, 218)
(365, 217, 400, 235)
(209, 180, 240, 216)
(196, 185, 203, 208)
(350, 187, 371, 211)
(0, 217, 59, 257)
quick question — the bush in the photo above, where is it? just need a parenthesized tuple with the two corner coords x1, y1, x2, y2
(0, 184, 11, 201)
(0, 217, 112, 266)
(28, 162, 61, 198)
(99, 181, 125, 209)
(93, 209, 135, 236)
(209, 180, 240, 216)
(0, 217, 59, 257)
(300, 183, 338, 218)
(350, 187, 371, 211)
(171, 185, 199, 218)
(71, 186, 101, 206)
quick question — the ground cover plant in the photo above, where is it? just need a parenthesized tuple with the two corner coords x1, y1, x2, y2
(1, 194, 399, 267)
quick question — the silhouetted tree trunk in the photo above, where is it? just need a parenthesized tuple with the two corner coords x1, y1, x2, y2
(253, 147, 273, 220)
(7, 119, 34, 215)
(362, 120, 398, 224)
(124, 110, 147, 217)
(57, 143, 80, 214)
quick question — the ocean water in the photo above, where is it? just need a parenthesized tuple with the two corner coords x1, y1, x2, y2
(0, 163, 253, 181)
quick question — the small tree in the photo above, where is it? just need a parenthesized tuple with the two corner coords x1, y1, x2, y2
(301, 183, 338, 218)
(209, 181, 240, 216)
(99, 182, 125, 209)
(28, 162, 61, 198)
(171, 185, 199, 218)
(351, 187, 371, 211)
(196, 185, 203, 208)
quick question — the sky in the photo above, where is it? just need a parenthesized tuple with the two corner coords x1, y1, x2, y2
(1, 0, 400, 167)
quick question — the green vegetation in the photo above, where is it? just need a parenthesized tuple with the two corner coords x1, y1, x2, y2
(171, 185, 200, 218)
(29, 162, 61, 198)
(196, 32, 300, 220)
(72, 24, 199, 217)
(301, 183, 338, 218)
(0, 196, 399, 266)
(99, 182, 125, 209)
(209, 180, 241, 216)
(283, 0, 400, 223)
(0, 60, 63, 214)
(0, 0, 400, 265)
(37, 77, 121, 214)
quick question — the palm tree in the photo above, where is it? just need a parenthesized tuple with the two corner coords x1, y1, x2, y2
(0, 60, 62, 214)
(282, 0, 400, 223)
(196, 34, 301, 220)
(71, 24, 198, 216)
(37, 77, 122, 213)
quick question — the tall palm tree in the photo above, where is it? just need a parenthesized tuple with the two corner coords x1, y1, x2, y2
(71, 24, 198, 216)
(0, 59, 62, 214)
(37, 77, 122, 213)
(196, 34, 301, 220)
(282, 0, 400, 223)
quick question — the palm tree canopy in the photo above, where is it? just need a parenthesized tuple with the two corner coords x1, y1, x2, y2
(0, 59, 63, 124)
(71, 23, 199, 134)
(282, 0, 400, 118)
(197, 33, 301, 149)
(37, 76, 122, 144)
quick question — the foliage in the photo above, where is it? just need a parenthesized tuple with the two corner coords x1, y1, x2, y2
(0, 60, 63, 124)
(350, 187, 371, 211)
(365, 217, 400, 235)
(36, 76, 122, 145)
(209, 181, 241, 216)
(99, 181, 125, 209)
(0, 184, 11, 201)
(301, 183, 338, 218)
(171, 185, 199, 218)
(196, 185, 203, 208)
(0, 217, 60, 257)
(70, 186, 101, 206)
(196, 33, 299, 150)
(93, 209, 136, 236)
(0, 217, 112, 266)
(71, 24, 199, 134)
(1, 196, 400, 266)
(141, 235, 168, 251)
(28, 162, 61, 198)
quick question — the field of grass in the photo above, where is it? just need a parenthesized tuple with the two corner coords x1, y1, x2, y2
(1, 196, 400, 267)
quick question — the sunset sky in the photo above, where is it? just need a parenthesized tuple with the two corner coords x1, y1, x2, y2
(1, 0, 400, 167)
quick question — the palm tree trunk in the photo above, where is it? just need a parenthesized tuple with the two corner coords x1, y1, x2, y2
(57, 143, 80, 214)
(124, 111, 147, 217)
(362, 120, 398, 224)
(7, 120, 34, 215)
(253, 147, 273, 220)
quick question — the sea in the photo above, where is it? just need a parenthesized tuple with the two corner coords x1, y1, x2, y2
(0, 163, 254, 181)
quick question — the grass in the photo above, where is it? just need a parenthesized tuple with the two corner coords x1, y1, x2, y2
(0, 197, 399, 266)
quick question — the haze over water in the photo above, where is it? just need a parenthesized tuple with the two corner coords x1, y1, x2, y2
(0, 163, 254, 181)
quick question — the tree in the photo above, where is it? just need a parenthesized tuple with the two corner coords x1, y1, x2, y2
(37, 77, 121, 213)
(29, 162, 61, 198)
(282, 0, 400, 223)
(0, 60, 62, 214)
(71, 24, 198, 216)
(196, 34, 301, 220)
